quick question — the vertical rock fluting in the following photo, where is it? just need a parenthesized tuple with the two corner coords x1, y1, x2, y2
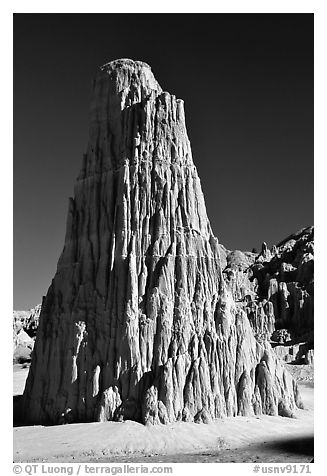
(23, 59, 301, 425)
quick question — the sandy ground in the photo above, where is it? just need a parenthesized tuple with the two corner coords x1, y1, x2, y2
(285, 363, 314, 382)
(13, 364, 314, 463)
(13, 364, 30, 396)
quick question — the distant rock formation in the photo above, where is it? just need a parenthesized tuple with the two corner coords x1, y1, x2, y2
(254, 227, 314, 365)
(223, 227, 314, 364)
(13, 304, 41, 338)
(22, 59, 302, 425)
(253, 227, 313, 338)
(13, 304, 42, 363)
(13, 310, 30, 337)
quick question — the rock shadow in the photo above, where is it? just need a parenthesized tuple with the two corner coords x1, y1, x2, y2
(13, 395, 24, 427)
(261, 436, 314, 458)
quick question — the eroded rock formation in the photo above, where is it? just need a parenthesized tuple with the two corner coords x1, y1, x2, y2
(13, 304, 42, 363)
(255, 227, 314, 364)
(253, 227, 314, 338)
(22, 59, 302, 425)
(13, 304, 42, 339)
(222, 227, 314, 364)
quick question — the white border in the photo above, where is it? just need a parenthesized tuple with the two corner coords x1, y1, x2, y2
(3, 1, 325, 474)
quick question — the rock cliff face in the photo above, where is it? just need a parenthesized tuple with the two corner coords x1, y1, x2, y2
(222, 227, 314, 364)
(254, 228, 313, 364)
(253, 227, 314, 340)
(22, 59, 302, 425)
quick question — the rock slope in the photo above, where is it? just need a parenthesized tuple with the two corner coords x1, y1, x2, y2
(22, 59, 302, 425)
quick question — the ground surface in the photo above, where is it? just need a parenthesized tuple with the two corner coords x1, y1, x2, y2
(285, 363, 314, 383)
(13, 364, 314, 463)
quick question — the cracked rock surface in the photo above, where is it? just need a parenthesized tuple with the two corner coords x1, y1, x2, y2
(22, 59, 302, 425)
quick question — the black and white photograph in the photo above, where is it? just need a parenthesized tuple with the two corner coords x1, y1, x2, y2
(10, 6, 318, 471)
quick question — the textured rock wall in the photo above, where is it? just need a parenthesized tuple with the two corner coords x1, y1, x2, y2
(22, 59, 302, 425)
(222, 250, 275, 342)
(222, 228, 314, 365)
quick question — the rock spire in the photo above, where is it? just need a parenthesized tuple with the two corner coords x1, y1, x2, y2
(23, 59, 302, 424)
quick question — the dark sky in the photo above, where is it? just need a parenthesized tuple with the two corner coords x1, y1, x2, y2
(14, 13, 313, 310)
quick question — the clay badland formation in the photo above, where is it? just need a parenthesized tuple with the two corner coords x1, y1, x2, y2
(222, 226, 314, 366)
(13, 304, 41, 364)
(22, 59, 306, 425)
